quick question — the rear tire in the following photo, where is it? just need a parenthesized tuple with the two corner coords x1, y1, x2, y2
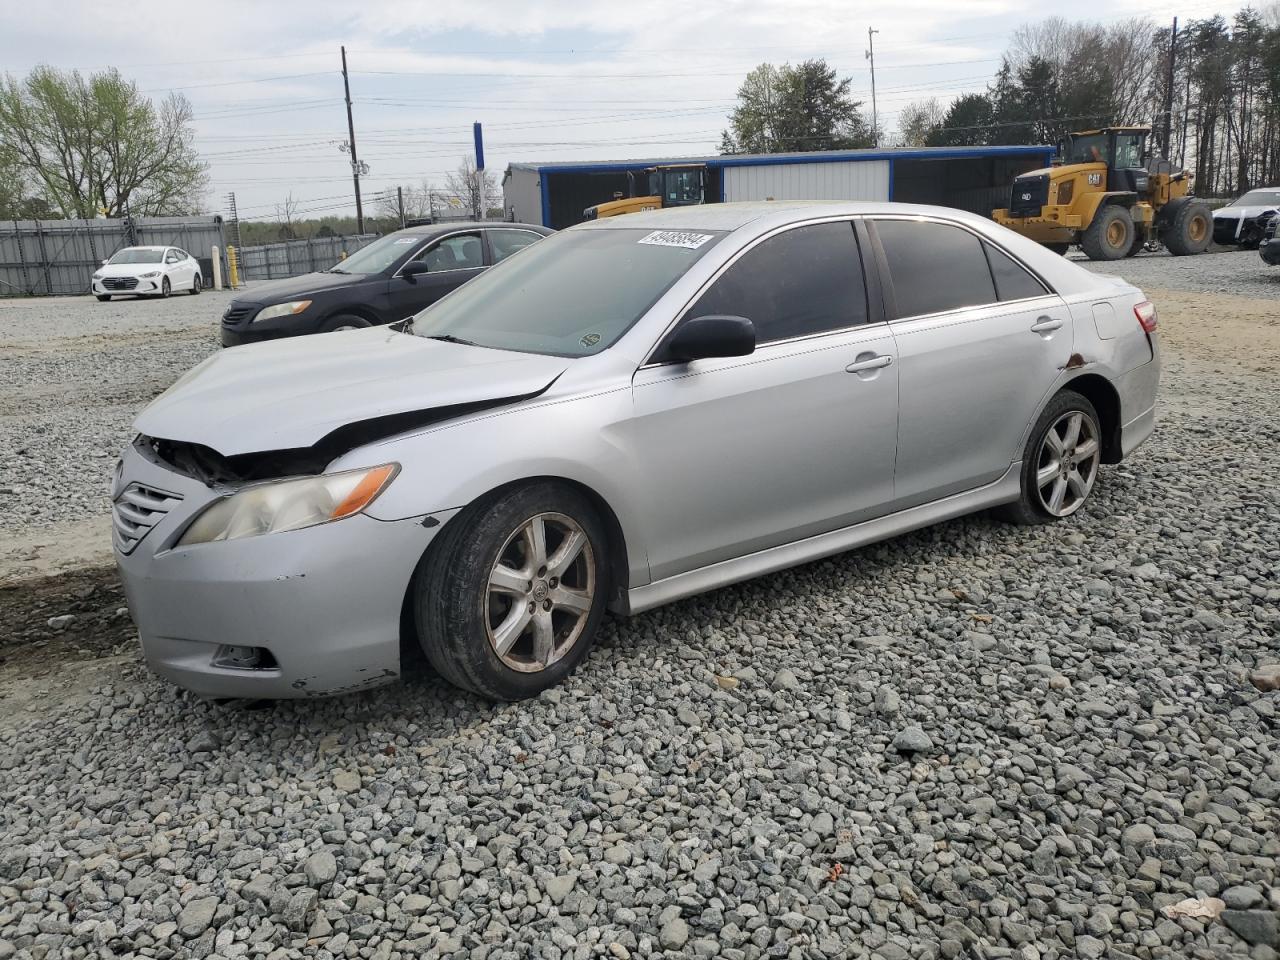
(190, 274, 202, 294)
(1080, 205, 1134, 261)
(318, 314, 370, 333)
(1162, 198, 1211, 256)
(996, 390, 1103, 526)
(415, 482, 610, 700)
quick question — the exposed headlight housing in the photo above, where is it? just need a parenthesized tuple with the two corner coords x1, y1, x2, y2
(177, 464, 398, 546)
(140, 271, 160, 278)
(1055, 180, 1074, 206)
(253, 300, 312, 322)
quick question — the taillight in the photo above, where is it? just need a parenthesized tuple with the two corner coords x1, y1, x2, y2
(1134, 300, 1158, 333)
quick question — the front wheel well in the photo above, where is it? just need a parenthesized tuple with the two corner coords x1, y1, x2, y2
(1060, 375, 1122, 463)
(323, 303, 382, 326)
(397, 476, 632, 670)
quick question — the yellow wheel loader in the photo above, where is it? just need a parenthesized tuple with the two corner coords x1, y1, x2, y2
(993, 127, 1211, 260)
(583, 164, 707, 220)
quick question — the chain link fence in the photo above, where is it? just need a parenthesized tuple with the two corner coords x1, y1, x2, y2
(0, 216, 226, 297)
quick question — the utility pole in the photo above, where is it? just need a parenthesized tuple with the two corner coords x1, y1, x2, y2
(341, 45, 364, 233)
(866, 28, 880, 147)
(1163, 18, 1178, 159)
(225, 191, 243, 249)
(396, 186, 405, 228)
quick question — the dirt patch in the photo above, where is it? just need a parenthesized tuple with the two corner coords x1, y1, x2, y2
(0, 515, 115, 585)
(1145, 286, 1280, 375)
(0, 564, 141, 721)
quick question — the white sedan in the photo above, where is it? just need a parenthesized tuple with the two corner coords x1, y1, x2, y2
(93, 246, 202, 301)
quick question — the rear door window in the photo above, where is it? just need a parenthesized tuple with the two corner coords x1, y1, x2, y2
(488, 229, 543, 263)
(874, 219, 997, 318)
(984, 242, 1049, 302)
(685, 221, 868, 344)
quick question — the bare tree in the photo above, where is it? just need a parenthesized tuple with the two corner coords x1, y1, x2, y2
(376, 180, 439, 223)
(443, 157, 498, 220)
(275, 193, 300, 240)
(895, 98, 945, 146)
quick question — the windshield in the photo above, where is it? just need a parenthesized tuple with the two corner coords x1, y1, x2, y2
(1064, 135, 1109, 165)
(108, 248, 164, 264)
(412, 227, 724, 357)
(1230, 190, 1280, 207)
(330, 233, 425, 274)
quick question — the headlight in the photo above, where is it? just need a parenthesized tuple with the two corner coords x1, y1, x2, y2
(1055, 180, 1074, 205)
(253, 300, 312, 322)
(177, 464, 398, 546)
(93, 272, 103, 279)
(140, 271, 160, 278)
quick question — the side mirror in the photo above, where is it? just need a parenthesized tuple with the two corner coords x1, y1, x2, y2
(655, 315, 755, 364)
(401, 260, 430, 280)
(101, 258, 109, 266)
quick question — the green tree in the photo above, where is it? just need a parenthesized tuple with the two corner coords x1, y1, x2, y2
(925, 94, 996, 146)
(0, 65, 206, 219)
(721, 59, 872, 153)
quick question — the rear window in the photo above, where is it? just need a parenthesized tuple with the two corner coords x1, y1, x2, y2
(875, 219, 997, 318)
(984, 242, 1049, 302)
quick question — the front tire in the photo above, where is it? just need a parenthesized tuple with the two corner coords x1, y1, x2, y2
(415, 482, 610, 700)
(1163, 198, 1211, 256)
(95, 294, 110, 302)
(318, 314, 370, 333)
(997, 390, 1102, 525)
(1081, 205, 1134, 261)
(1045, 242, 1070, 256)
(160, 277, 171, 298)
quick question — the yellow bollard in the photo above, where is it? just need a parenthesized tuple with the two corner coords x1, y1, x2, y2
(227, 245, 240, 289)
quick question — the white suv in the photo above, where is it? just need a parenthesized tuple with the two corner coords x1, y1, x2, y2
(93, 246, 202, 301)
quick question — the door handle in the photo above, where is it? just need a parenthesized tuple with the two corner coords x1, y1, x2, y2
(845, 354, 894, 373)
(1030, 316, 1064, 333)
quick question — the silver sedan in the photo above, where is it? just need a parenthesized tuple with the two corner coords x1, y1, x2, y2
(113, 202, 1160, 700)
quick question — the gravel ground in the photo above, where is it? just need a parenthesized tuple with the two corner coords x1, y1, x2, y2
(1073, 246, 1280, 298)
(0, 267, 1278, 960)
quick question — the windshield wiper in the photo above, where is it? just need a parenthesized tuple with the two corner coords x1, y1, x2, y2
(328, 267, 349, 274)
(426, 334, 477, 346)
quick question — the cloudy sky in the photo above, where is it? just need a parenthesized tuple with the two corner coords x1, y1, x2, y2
(0, 0, 1252, 221)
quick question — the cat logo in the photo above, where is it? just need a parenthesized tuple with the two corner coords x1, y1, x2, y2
(1087, 173, 1103, 186)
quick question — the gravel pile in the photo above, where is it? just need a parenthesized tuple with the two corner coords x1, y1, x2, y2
(1, 348, 1277, 959)
(1077, 247, 1279, 297)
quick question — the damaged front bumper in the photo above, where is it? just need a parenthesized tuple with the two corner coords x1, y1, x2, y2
(113, 441, 448, 699)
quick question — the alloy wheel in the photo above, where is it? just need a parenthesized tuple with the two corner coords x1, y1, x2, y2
(1035, 411, 1101, 517)
(483, 512, 596, 673)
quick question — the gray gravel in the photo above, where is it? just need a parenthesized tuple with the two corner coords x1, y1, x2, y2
(1, 275, 1279, 959)
(1075, 246, 1280, 297)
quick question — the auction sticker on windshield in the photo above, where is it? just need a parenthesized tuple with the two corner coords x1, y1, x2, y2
(638, 231, 715, 250)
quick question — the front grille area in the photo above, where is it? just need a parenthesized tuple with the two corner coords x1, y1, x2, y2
(1009, 175, 1049, 218)
(112, 483, 183, 554)
(101, 277, 139, 291)
(222, 305, 255, 326)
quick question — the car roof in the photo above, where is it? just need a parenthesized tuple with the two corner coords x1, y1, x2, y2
(118, 245, 172, 251)
(574, 200, 997, 233)
(386, 222, 546, 239)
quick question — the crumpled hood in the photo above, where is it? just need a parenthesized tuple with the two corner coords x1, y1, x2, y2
(229, 271, 361, 305)
(1213, 205, 1276, 221)
(134, 327, 570, 456)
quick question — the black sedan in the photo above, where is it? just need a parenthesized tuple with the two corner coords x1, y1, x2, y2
(221, 222, 551, 346)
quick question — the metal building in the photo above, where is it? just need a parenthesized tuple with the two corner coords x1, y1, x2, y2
(502, 145, 1054, 231)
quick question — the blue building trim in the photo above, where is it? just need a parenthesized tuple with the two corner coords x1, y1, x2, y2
(539, 176, 551, 228)
(524, 145, 1053, 180)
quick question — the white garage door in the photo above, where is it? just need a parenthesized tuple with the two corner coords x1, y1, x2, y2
(723, 160, 890, 203)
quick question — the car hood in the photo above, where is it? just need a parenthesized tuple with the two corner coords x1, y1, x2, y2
(1214, 205, 1276, 220)
(134, 327, 570, 456)
(97, 262, 166, 277)
(230, 271, 366, 305)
